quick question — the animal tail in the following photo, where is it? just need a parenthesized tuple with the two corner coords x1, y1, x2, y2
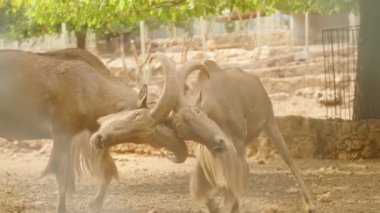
(70, 130, 119, 182)
(41, 131, 119, 190)
(196, 139, 249, 199)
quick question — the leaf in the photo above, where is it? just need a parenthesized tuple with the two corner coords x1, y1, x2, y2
(119, 0, 125, 10)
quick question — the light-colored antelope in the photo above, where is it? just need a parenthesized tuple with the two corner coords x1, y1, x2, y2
(0, 49, 189, 213)
(91, 62, 228, 153)
(90, 59, 315, 212)
(173, 60, 316, 213)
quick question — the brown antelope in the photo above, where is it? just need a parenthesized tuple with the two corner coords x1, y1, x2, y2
(0, 49, 190, 213)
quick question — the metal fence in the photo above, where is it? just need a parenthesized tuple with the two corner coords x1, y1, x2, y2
(322, 26, 359, 120)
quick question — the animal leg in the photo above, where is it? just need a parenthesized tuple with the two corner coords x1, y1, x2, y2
(190, 162, 218, 213)
(88, 178, 111, 213)
(265, 119, 315, 213)
(206, 198, 219, 213)
(89, 150, 118, 213)
(231, 201, 239, 213)
(220, 190, 239, 213)
(50, 134, 74, 213)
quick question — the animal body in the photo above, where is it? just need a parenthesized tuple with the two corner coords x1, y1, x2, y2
(0, 49, 186, 213)
(91, 61, 228, 153)
(170, 60, 316, 213)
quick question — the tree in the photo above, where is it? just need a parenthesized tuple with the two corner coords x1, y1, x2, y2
(353, 0, 380, 120)
(0, 0, 46, 40)
(23, 0, 124, 49)
(5, 0, 205, 49)
(272, 0, 357, 51)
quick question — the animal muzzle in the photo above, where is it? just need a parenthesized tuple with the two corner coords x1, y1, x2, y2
(90, 133, 106, 149)
(212, 136, 226, 153)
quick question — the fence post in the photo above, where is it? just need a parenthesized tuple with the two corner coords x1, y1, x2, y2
(289, 14, 294, 45)
(304, 12, 310, 55)
(61, 23, 68, 49)
(200, 17, 207, 50)
(140, 20, 146, 56)
(256, 10, 261, 47)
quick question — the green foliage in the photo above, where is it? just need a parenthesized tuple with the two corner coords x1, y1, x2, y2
(1, 0, 358, 39)
(272, 0, 358, 14)
(0, 0, 46, 39)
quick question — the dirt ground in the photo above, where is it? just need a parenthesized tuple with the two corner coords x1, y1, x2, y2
(1, 149, 380, 213)
(0, 44, 370, 212)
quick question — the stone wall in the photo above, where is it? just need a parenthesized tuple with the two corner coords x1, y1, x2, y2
(111, 116, 380, 160)
(3, 116, 380, 160)
(247, 116, 380, 160)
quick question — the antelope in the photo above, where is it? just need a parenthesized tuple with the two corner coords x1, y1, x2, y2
(0, 49, 194, 213)
(173, 60, 316, 213)
(92, 59, 316, 212)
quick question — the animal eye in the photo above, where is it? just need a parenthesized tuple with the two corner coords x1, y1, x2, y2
(129, 112, 138, 119)
(175, 122, 183, 128)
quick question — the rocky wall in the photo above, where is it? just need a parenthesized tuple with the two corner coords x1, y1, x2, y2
(2, 116, 380, 160)
(111, 116, 380, 160)
(247, 116, 380, 160)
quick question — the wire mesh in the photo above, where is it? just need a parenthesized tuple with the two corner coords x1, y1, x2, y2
(322, 26, 359, 120)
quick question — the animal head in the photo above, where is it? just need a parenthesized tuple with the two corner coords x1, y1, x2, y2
(90, 53, 188, 163)
(169, 61, 227, 153)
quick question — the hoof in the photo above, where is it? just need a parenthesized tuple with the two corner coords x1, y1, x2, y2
(88, 201, 103, 213)
(304, 203, 316, 213)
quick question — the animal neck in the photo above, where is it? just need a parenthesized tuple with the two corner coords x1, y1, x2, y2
(85, 77, 139, 131)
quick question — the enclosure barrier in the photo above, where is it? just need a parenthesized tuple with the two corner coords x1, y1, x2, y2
(322, 25, 359, 120)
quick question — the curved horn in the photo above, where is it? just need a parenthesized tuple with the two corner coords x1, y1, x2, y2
(148, 53, 178, 122)
(176, 61, 210, 111)
(155, 125, 188, 163)
(204, 59, 223, 72)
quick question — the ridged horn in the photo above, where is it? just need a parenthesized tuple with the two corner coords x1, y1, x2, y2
(176, 61, 210, 111)
(148, 53, 178, 122)
(204, 59, 223, 72)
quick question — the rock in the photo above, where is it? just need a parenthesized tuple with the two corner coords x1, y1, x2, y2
(135, 147, 144, 154)
(257, 160, 266, 165)
(318, 89, 342, 106)
(338, 152, 350, 160)
(286, 186, 298, 194)
(318, 192, 332, 203)
(269, 92, 290, 101)
(150, 150, 162, 156)
(295, 87, 318, 98)
(261, 205, 283, 213)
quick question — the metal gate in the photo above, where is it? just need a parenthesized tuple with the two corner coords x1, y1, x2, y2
(322, 26, 359, 120)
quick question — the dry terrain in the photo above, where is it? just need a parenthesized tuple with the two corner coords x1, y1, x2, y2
(1, 148, 380, 213)
(0, 44, 371, 213)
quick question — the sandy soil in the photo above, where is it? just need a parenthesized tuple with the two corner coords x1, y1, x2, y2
(0, 45, 365, 212)
(1, 150, 380, 213)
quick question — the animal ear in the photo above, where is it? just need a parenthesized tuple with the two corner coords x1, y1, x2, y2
(195, 92, 203, 107)
(137, 84, 148, 108)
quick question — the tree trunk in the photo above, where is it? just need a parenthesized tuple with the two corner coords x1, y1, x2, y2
(289, 14, 294, 45)
(120, 33, 127, 72)
(304, 12, 309, 55)
(140, 20, 146, 56)
(353, 0, 380, 120)
(256, 10, 261, 47)
(75, 31, 86, 49)
(200, 17, 207, 50)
